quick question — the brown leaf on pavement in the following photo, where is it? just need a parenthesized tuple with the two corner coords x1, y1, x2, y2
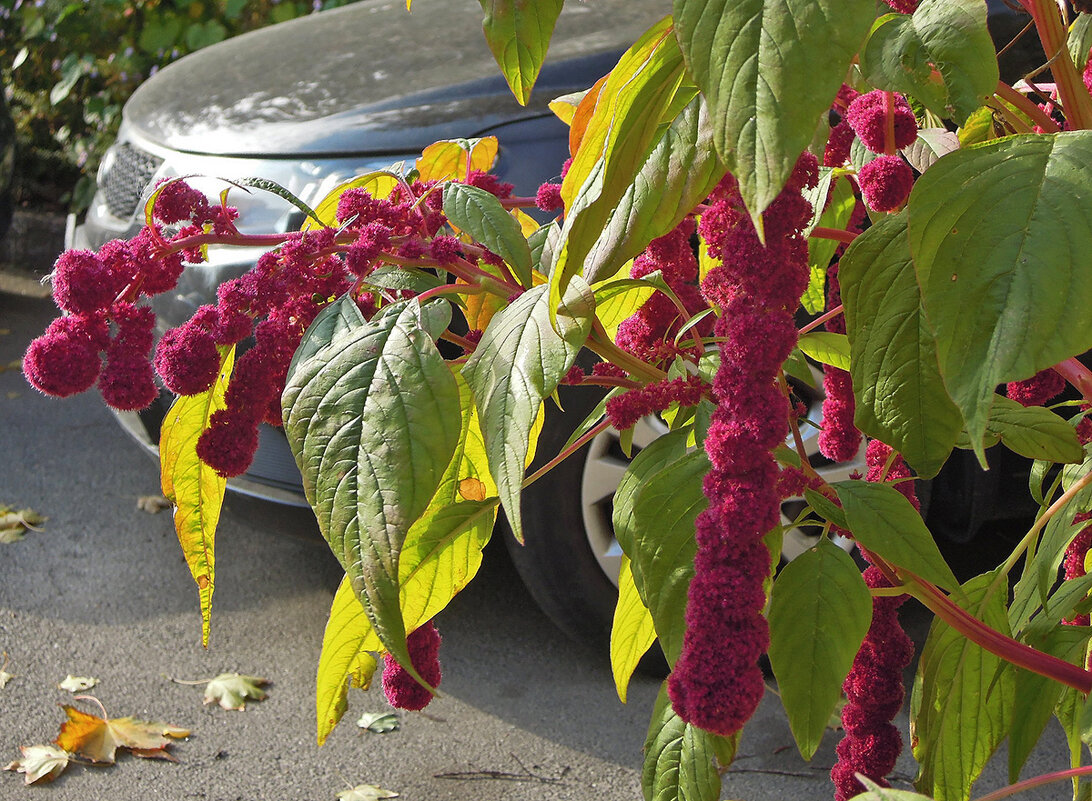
(53, 703, 189, 764)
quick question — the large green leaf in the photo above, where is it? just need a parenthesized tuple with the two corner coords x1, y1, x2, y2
(1007, 626, 1091, 782)
(840, 212, 962, 479)
(673, 0, 874, 219)
(957, 395, 1084, 465)
(908, 132, 1092, 463)
(461, 279, 594, 541)
(443, 182, 533, 288)
(582, 94, 727, 284)
(160, 345, 235, 647)
(615, 445, 709, 665)
(912, 572, 1014, 801)
(859, 0, 998, 125)
(642, 684, 736, 801)
(478, 0, 564, 105)
(834, 480, 959, 591)
(768, 540, 872, 760)
(552, 17, 691, 298)
(283, 298, 461, 681)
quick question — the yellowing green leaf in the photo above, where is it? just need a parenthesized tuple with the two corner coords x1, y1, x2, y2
(479, 0, 564, 105)
(416, 137, 498, 182)
(303, 171, 401, 231)
(160, 345, 235, 647)
(611, 555, 656, 703)
(54, 705, 189, 764)
(0, 504, 46, 543)
(317, 575, 381, 746)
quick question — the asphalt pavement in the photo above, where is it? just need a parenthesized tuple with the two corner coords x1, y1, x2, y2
(0, 290, 1077, 801)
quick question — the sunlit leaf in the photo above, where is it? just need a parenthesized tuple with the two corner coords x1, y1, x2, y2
(610, 555, 657, 703)
(357, 711, 399, 733)
(317, 575, 381, 745)
(203, 672, 269, 711)
(302, 171, 401, 231)
(160, 345, 235, 646)
(443, 183, 533, 288)
(797, 331, 850, 371)
(3, 745, 70, 785)
(478, 0, 564, 105)
(643, 684, 735, 801)
(416, 137, 499, 182)
(54, 704, 189, 764)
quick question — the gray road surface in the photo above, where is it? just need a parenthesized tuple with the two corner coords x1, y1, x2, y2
(0, 292, 1076, 801)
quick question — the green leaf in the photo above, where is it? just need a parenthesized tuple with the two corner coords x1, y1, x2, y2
(316, 575, 381, 745)
(1069, 14, 1092, 72)
(553, 17, 690, 296)
(283, 299, 461, 684)
(357, 711, 399, 733)
(442, 183, 533, 288)
(908, 132, 1092, 465)
(841, 212, 962, 479)
(957, 395, 1084, 464)
(768, 540, 872, 760)
(902, 128, 961, 174)
(138, 16, 182, 54)
(804, 488, 848, 530)
(957, 106, 998, 147)
(673, 0, 874, 219)
(852, 778, 939, 800)
(593, 275, 656, 339)
(461, 279, 594, 541)
(797, 331, 850, 371)
(1008, 626, 1091, 782)
(859, 0, 998, 125)
(618, 447, 709, 665)
(581, 94, 727, 284)
(801, 173, 857, 314)
(834, 480, 958, 591)
(478, 0, 564, 105)
(642, 684, 735, 801)
(911, 571, 1014, 801)
(611, 555, 658, 703)
(160, 345, 235, 647)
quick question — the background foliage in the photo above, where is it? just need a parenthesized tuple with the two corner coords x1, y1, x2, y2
(0, 0, 362, 212)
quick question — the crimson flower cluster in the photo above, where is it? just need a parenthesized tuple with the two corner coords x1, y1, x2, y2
(831, 440, 917, 800)
(381, 621, 442, 711)
(817, 265, 862, 463)
(844, 91, 918, 213)
(665, 153, 818, 737)
(605, 376, 705, 431)
(1006, 368, 1066, 407)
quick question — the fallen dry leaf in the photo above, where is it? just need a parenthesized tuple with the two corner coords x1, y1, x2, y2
(54, 703, 189, 764)
(58, 675, 98, 693)
(0, 505, 47, 543)
(3, 745, 71, 785)
(336, 784, 399, 801)
(356, 711, 399, 733)
(0, 653, 13, 689)
(203, 673, 269, 710)
(136, 495, 172, 514)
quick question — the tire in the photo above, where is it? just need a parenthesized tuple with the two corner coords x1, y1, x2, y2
(504, 367, 867, 652)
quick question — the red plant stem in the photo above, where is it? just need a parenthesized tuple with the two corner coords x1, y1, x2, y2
(162, 230, 296, 253)
(995, 80, 1062, 133)
(1019, 0, 1092, 130)
(1054, 357, 1092, 404)
(798, 304, 844, 336)
(522, 418, 613, 490)
(883, 91, 897, 156)
(414, 283, 487, 305)
(972, 766, 1092, 801)
(810, 227, 857, 245)
(586, 321, 669, 384)
(499, 196, 538, 209)
(901, 569, 1092, 694)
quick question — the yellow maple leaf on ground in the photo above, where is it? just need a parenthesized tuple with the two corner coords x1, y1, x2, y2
(54, 703, 190, 764)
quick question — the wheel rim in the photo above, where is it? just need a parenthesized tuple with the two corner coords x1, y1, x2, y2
(578, 368, 866, 588)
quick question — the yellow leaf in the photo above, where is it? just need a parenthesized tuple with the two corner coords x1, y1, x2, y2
(303, 171, 401, 231)
(54, 705, 189, 764)
(316, 575, 381, 746)
(416, 137, 499, 183)
(697, 218, 720, 283)
(160, 346, 235, 647)
(548, 90, 588, 127)
(458, 478, 487, 502)
(610, 555, 657, 703)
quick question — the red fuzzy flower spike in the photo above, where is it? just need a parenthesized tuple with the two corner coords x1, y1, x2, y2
(51, 250, 122, 314)
(668, 153, 819, 737)
(858, 156, 914, 213)
(23, 314, 108, 397)
(818, 266, 862, 463)
(154, 321, 223, 396)
(1063, 513, 1092, 626)
(845, 91, 918, 154)
(831, 439, 917, 800)
(1007, 369, 1066, 407)
(382, 621, 442, 711)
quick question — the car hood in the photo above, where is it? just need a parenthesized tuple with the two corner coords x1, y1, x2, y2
(125, 0, 666, 157)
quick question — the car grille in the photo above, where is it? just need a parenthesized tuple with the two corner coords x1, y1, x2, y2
(101, 143, 163, 220)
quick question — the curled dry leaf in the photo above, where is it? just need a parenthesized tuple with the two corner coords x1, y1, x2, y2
(0, 652, 14, 689)
(356, 711, 399, 733)
(0, 505, 47, 544)
(203, 672, 269, 711)
(3, 745, 71, 785)
(336, 784, 399, 801)
(54, 704, 190, 764)
(58, 674, 98, 693)
(136, 495, 173, 514)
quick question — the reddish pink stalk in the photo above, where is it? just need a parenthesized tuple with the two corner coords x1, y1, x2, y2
(1054, 357, 1092, 405)
(1018, 0, 1092, 129)
(973, 766, 1092, 801)
(810, 227, 857, 245)
(798, 304, 844, 336)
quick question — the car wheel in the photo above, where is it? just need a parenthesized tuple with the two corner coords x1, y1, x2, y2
(505, 368, 866, 651)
